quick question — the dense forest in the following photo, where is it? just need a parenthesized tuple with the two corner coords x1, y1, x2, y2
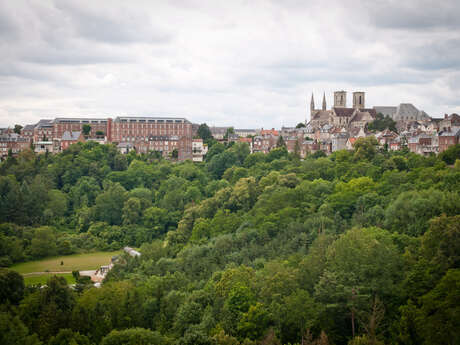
(1, 138, 459, 345)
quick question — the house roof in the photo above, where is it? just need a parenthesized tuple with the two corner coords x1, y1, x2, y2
(23, 124, 36, 131)
(35, 119, 53, 128)
(439, 126, 460, 136)
(62, 131, 82, 141)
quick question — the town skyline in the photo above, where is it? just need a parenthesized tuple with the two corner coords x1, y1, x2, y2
(0, 90, 450, 129)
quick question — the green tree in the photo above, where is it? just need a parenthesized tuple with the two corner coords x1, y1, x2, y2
(197, 123, 213, 141)
(0, 269, 24, 305)
(276, 136, 286, 148)
(48, 329, 90, 345)
(414, 269, 460, 345)
(45, 189, 68, 221)
(100, 328, 169, 345)
(82, 124, 91, 136)
(353, 137, 379, 161)
(0, 312, 42, 345)
(143, 206, 169, 235)
(438, 144, 460, 165)
(29, 227, 57, 258)
(122, 197, 142, 225)
(14, 124, 23, 134)
(92, 183, 127, 225)
(20, 276, 76, 341)
(314, 228, 403, 342)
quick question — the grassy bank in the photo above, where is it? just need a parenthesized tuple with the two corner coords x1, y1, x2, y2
(24, 273, 76, 286)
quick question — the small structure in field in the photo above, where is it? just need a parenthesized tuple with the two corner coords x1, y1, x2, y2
(124, 247, 141, 257)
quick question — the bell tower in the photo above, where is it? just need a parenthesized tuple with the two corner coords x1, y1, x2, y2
(353, 91, 365, 109)
(334, 91, 347, 108)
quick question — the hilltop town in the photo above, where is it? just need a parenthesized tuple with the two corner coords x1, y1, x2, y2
(1, 90, 459, 161)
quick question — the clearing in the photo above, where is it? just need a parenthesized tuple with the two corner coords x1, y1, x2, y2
(24, 273, 76, 286)
(11, 250, 122, 274)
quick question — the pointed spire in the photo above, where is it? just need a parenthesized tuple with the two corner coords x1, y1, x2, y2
(322, 92, 327, 111)
(310, 93, 315, 112)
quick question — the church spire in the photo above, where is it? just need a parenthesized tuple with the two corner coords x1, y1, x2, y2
(310, 93, 315, 113)
(322, 92, 327, 111)
(310, 93, 315, 122)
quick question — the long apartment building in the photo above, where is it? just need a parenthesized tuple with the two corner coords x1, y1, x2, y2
(25, 116, 193, 160)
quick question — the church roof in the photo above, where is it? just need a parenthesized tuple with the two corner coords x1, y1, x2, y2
(312, 110, 331, 121)
(332, 107, 355, 117)
(374, 106, 397, 117)
(360, 108, 377, 117)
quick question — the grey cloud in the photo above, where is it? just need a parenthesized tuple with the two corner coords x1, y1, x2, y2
(366, 0, 460, 30)
(0, 1, 459, 128)
(402, 38, 460, 71)
(54, 1, 172, 44)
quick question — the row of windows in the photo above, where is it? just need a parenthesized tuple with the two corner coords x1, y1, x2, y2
(121, 137, 178, 144)
(118, 119, 184, 123)
(115, 124, 187, 129)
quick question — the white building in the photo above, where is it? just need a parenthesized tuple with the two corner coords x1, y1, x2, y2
(192, 139, 208, 162)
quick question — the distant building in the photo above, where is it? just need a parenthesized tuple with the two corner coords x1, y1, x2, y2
(373, 104, 430, 122)
(124, 247, 141, 257)
(60, 131, 85, 150)
(438, 127, 460, 153)
(210, 126, 230, 140)
(34, 140, 58, 154)
(310, 91, 376, 130)
(192, 138, 208, 162)
(235, 128, 257, 137)
(0, 133, 30, 159)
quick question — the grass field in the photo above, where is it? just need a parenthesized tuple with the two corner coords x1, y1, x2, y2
(24, 273, 76, 286)
(11, 250, 122, 274)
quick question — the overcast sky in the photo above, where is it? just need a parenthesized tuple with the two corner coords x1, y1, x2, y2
(0, 0, 459, 128)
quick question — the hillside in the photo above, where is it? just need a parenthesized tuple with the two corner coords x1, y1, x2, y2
(1, 139, 459, 345)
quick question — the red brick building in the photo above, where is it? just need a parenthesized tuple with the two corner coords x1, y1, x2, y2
(110, 116, 193, 160)
(438, 127, 460, 152)
(54, 118, 109, 140)
(0, 133, 31, 160)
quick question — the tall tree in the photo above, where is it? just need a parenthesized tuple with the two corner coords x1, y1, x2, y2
(197, 123, 213, 141)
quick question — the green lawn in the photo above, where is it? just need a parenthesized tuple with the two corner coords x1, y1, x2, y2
(24, 273, 76, 286)
(11, 250, 122, 274)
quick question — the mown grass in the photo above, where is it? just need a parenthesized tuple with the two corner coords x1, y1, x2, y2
(11, 250, 122, 274)
(24, 273, 76, 286)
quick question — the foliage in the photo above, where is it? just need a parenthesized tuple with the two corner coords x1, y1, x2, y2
(0, 140, 459, 344)
(197, 123, 213, 142)
(368, 113, 397, 132)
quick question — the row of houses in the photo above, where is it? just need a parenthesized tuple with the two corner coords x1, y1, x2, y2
(234, 114, 460, 158)
(1, 111, 459, 161)
(1, 116, 196, 161)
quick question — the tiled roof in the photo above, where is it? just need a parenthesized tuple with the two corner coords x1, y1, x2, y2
(332, 107, 355, 117)
(62, 131, 81, 141)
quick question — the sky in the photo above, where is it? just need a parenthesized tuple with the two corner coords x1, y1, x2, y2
(0, 0, 459, 128)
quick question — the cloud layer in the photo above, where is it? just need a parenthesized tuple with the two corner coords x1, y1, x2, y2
(0, 0, 459, 128)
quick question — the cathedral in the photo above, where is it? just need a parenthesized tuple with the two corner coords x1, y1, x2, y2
(308, 91, 377, 130)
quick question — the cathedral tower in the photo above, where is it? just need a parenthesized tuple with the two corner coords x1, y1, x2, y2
(334, 91, 347, 107)
(353, 91, 365, 109)
(322, 92, 327, 111)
